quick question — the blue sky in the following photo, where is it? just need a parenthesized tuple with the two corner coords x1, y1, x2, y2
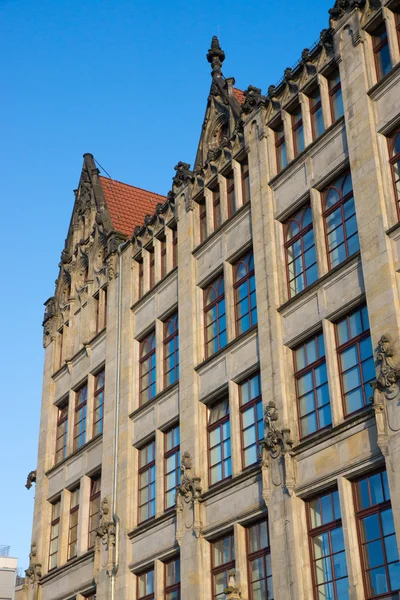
(0, 0, 332, 570)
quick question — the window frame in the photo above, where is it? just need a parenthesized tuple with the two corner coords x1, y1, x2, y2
(164, 425, 180, 512)
(88, 474, 101, 549)
(284, 205, 318, 298)
(160, 235, 167, 279)
(93, 369, 105, 436)
(138, 256, 144, 299)
(196, 192, 207, 243)
(291, 103, 305, 157)
(149, 246, 155, 289)
(328, 68, 344, 123)
(68, 487, 80, 560)
(172, 227, 178, 268)
(137, 568, 155, 600)
(164, 556, 181, 600)
(73, 382, 88, 451)
(239, 372, 263, 469)
(246, 519, 273, 600)
(48, 498, 61, 571)
(212, 184, 222, 230)
(388, 129, 400, 220)
(211, 533, 235, 600)
(241, 158, 250, 204)
(226, 169, 236, 218)
(273, 119, 287, 173)
(164, 313, 179, 387)
(203, 275, 226, 358)
(207, 398, 231, 487)
(55, 400, 68, 465)
(138, 440, 156, 523)
(309, 86, 324, 140)
(139, 331, 156, 405)
(372, 22, 392, 81)
(233, 250, 257, 335)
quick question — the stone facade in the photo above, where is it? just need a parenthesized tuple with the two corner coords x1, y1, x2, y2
(21, 1, 400, 599)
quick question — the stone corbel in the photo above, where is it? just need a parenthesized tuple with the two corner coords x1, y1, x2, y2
(25, 541, 41, 595)
(25, 470, 36, 490)
(96, 497, 116, 577)
(371, 335, 400, 439)
(175, 451, 202, 545)
(83, 342, 92, 359)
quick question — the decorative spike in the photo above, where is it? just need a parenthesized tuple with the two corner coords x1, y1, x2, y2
(206, 36, 225, 76)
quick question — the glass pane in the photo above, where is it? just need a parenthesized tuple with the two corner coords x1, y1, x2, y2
(388, 561, 400, 591)
(370, 473, 384, 506)
(368, 566, 388, 596)
(345, 388, 364, 413)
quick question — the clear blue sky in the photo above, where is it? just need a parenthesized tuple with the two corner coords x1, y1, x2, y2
(0, 0, 332, 570)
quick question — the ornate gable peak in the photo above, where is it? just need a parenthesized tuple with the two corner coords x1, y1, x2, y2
(207, 36, 225, 77)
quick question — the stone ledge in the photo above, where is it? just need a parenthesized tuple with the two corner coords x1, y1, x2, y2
(39, 549, 94, 585)
(129, 381, 179, 421)
(45, 433, 103, 478)
(195, 324, 258, 373)
(127, 509, 175, 540)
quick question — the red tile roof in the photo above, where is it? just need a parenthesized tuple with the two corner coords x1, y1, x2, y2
(233, 87, 245, 104)
(99, 176, 166, 237)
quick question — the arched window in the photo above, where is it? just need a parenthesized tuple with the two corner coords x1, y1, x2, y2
(234, 251, 257, 334)
(204, 275, 226, 357)
(140, 332, 156, 404)
(389, 130, 400, 218)
(285, 206, 317, 297)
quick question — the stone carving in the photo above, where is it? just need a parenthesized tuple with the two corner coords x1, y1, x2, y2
(25, 470, 36, 490)
(172, 162, 193, 189)
(371, 335, 400, 439)
(320, 28, 334, 54)
(96, 497, 116, 548)
(176, 451, 202, 544)
(25, 542, 41, 586)
(242, 86, 263, 115)
(224, 570, 241, 598)
(329, 0, 366, 21)
(373, 336, 400, 399)
(206, 36, 225, 75)
(42, 297, 58, 348)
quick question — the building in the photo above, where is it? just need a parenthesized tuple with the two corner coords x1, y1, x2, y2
(19, 0, 400, 598)
(1, 546, 18, 600)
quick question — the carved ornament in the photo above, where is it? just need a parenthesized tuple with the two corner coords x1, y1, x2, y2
(96, 497, 116, 548)
(25, 542, 41, 586)
(224, 570, 242, 599)
(172, 162, 193, 189)
(242, 85, 264, 115)
(25, 470, 37, 490)
(329, 0, 366, 21)
(176, 451, 202, 544)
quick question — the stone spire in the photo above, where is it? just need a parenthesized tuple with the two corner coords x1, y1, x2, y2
(206, 35, 225, 76)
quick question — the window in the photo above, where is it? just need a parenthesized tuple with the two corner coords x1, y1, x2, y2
(388, 129, 400, 218)
(48, 498, 61, 570)
(396, 12, 400, 50)
(234, 250, 257, 335)
(208, 398, 231, 486)
(88, 475, 101, 548)
(226, 170, 236, 217)
(329, 69, 344, 122)
(93, 370, 104, 436)
(241, 158, 250, 204)
(285, 205, 318, 297)
(94, 292, 100, 334)
(149, 246, 155, 289)
(138, 441, 156, 522)
(323, 172, 359, 269)
(58, 327, 64, 369)
(307, 490, 349, 600)
(372, 23, 392, 81)
(140, 332, 156, 404)
(55, 400, 68, 464)
(247, 520, 274, 600)
(336, 305, 375, 416)
(68, 487, 79, 560)
(294, 333, 332, 438)
(354, 470, 400, 599)
(291, 104, 305, 157)
(74, 383, 87, 451)
(138, 569, 154, 600)
(240, 373, 263, 468)
(164, 425, 180, 510)
(138, 256, 144, 299)
(172, 227, 178, 268)
(164, 313, 179, 386)
(103, 287, 107, 328)
(204, 275, 226, 357)
(274, 120, 287, 172)
(197, 194, 207, 243)
(211, 533, 235, 599)
(160, 236, 167, 279)
(309, 86, 324, 140)
(212, 184, 222, 230)
(165, 557, 180, 599)
(95, 289, 107, 333)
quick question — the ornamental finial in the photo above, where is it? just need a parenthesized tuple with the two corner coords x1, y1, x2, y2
(206, 36, 225, 75)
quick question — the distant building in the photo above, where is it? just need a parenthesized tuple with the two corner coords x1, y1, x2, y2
(19, 0, 400, 598)
(0, 547, 18, 600)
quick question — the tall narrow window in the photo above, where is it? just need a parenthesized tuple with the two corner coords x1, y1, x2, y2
(103, 287, 107, 328)
(164, 425, 180, 510)
(389, 129, 400, 218)
(138, 441, 156, 522)
(93, 370, 105, 436)
(48, 498, 61, 570)
(372, 23, 392, 80)
(226, 170, 236, 217)
(234, 250, 257, 335)
(240, 373, 263, 468)
(241, 158, 250, 204)
(211, 533, 235, 599)
(55, 400, 68, 464)
(285, 206, 317, 297)
(208, 398, 231, 486)
(138, 256, 144, 299)
(323, 172, 359, 269)
(68, 487, 79, 560)
(329, 69, 344, 122)
(197, 194, 207, 243)
(94, 292, 100, 334)
(138, 569, 154, 600)
(204, 275, 226, 357)
(165, 557, 180, 599)
(160, 236, 167, 279)
(309, 86, 324, 140)
(140, 332, 156, 404)
(74, 383, 88, 451)
(336, 305, 375, 416)
(294, 333, 332, 438)
(247, 520, 274, 599)
(58, 327, 64, 369)
(354, 470, 400, 598)
(396, 12, 400, 50)
(274, 120, 287, 172)
(172, 227, 178, 268)
(291, 104, 305, 157)
(88, 475, 101, 548)
(149, 247, 155, 289)
(308, 490, 349, 599)
(212, 184, 222, 229)
(164, 313, 179, 386)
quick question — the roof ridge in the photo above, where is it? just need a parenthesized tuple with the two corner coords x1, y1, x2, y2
(99, 175, 166, 199)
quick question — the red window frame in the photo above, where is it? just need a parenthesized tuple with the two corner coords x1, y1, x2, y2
(149, 247, 155, 289)
(93, 370, 105, 436)
(307, 489, 349, 600)
(164, 557, 181, 599)
(172, 228, 178, 268)
(88, 474, 101, 548)
(212, 185, 222, 230)
(372, 23, 392, 81)
(335, 305, 374, 417)
(138, 256, 144, 299)
(241, 158, 250, 204)
(68, 487, 79, 560)
(274, 120, 287, 172)
(309, 86, 324, 140)
(323, 171, 359, 269)
(208, 398, 231, 486)
(140, 331, 156, 404)
(74, 383, 88, 451)
(160, 236, 167, 279)
(233, 250, 257, 335)
(328, 68, 344, 123)
(138, 441, 156, 523)
(353, 470, 400, 599)
(291, 104, 305, 157)
(55, 401, 68, 464)
(284, 205, 317, 298)
(240, 373, 263, 469)
(211, 533, 235, 599)
(164, 425, 180, 511)
(388, 129, 400, 220)
(396, 12, 400, 49)
(48, 498, 61, 570)
(164, 313, 179, 387)
(246, 519, 274, 600)
(137, 568, 155, 600)
(294, 333, 332, 439)
(204, 275, 226, 357)
(226, 170, 236, 217)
